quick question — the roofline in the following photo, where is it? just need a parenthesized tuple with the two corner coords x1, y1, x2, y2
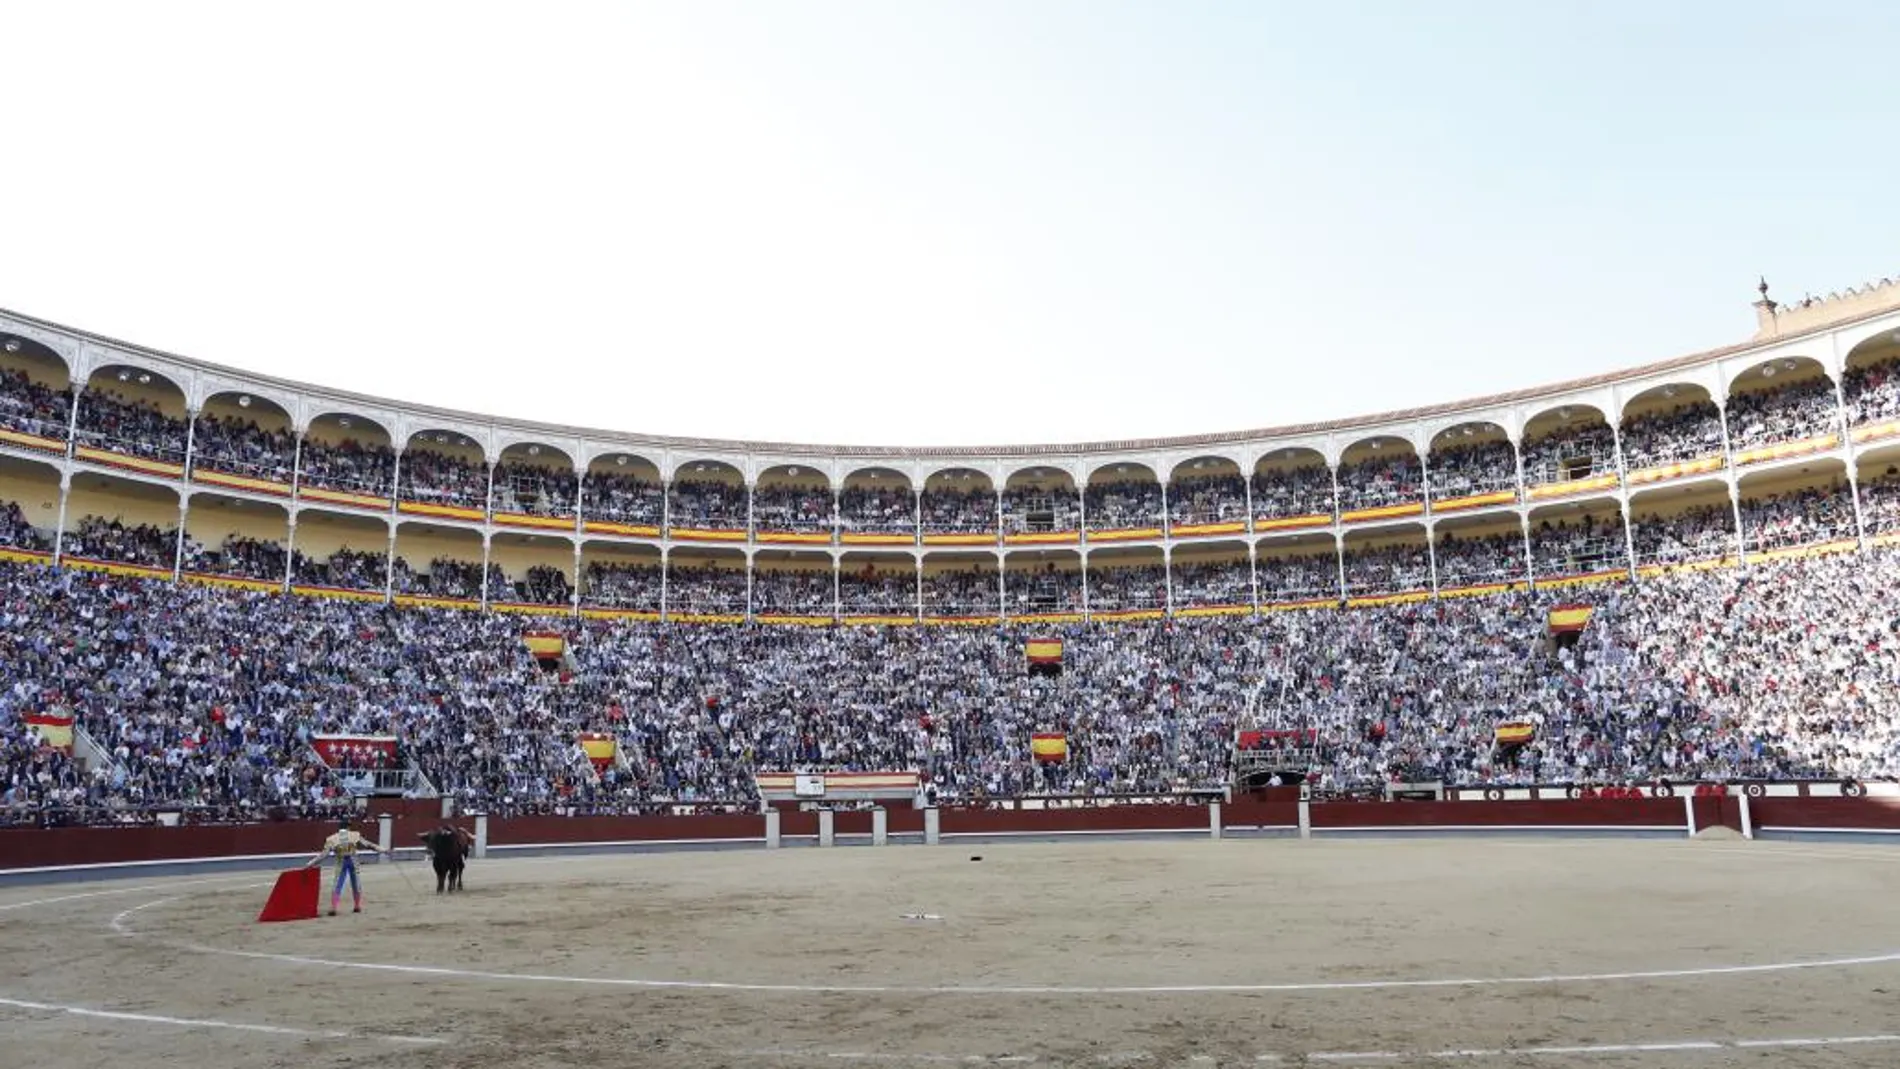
(2, 301, 1891, 459)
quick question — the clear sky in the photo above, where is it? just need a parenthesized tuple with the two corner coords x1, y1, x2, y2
(4, 1, 1896, 449)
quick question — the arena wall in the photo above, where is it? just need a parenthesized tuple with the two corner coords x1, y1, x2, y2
(7, 797, 1900, 879)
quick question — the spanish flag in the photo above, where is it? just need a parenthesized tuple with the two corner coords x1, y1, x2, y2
(1547, 604, 1593, 634)
(1026, 638, 1063, 664)
(1031, 733, 1068, 763)
(25, 712, 73, 754)
(1494, 722, 1536, 745)
(579, 732, 616, 772)
(524, 631, 566, 661)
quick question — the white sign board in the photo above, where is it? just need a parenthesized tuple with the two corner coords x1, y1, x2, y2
(794, 773, 826, 798)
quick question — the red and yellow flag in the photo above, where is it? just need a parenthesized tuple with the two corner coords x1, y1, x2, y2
(579, 733, 616, 771)
(1547, 604, 1593, 633)
(1031, 733, 1068, 763)
(1494, 722, 1536, 745)
(1026, 638, 1063, 665)
(24, 713, 73, 753)
(524, 631, 566, 660)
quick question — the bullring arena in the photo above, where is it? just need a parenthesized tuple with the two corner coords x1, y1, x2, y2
(9, 797, 1900, 1068)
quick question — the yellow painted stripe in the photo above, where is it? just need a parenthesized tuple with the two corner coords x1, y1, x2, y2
(758, 531, 834, 545)
(392, 594, 482, 611)
(1009, 611, 1084, 623)
(1169, 521, 1249, 537)
(670, 528, 749, 542)
(923, 615, 1001, 626)
(0, 428, 65, 452)
(1526, 474, 1620, 501)
(1732, 433, 1839, 467)
(838, 614, 918, 626)
(840, 532, 915, 546)
(1748, 537, 1860, 563)
(581, 520, 662, 538)
(1345, 589, 1433, 608)
(1172, 604, 1254, 617)
(1430, 490, 1517, 512)
(1260, 598, 1338, 613)
(1534, 568, 1628, 590)
(754, 614, 837, 626)
(398, 500, 487, 522)
(290, 584, 386, 603)
(1625, 456, 1725, 485)
(193, 469, 293, 496)
(0, 547, 54, 565)
(491, 511, 577, 531)
(74, 446, 184, 478)
(1254, 514, 1332, 532)
(579, 606, 663, 621)
(298, 486, 391, 510)
(181, 572, 282, 593)
(1852, 421, 1900, 444)
(1087, 527, 1165, 543)
(1088, 608, 1166, 621)
(922, 532, 997, 546)
(62, 556, 172, 579)
(1340, 502, 1424, 523)
(1003, 531, 1081, 545)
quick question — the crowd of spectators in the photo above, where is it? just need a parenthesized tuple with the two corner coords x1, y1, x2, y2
(63, 516, 177, 567)
(517, 565, 575, 606)
(1170, 559, 1251, 607)
(1434, 530, 1525, 585)
(751, 568, 834, 615)
(1342, 543, 1430, 595)
(921, 568, 998, 616)
(667, 561, 748, 614)
(0, 367, 72, 441)
(1530, 513, 1627, 577)
(753, 482, 833, 531)
(1084, 478, 1164, 530)
(1845, 355, 1900, 429)
(1257, 552, 1339, 601)
(669, 477, 747, 530)
(1087, 564, 1168, 612)
(74, 390, 188, 464)
(0, 501, 47, 550)
(839, 483, 915, 533)
(183, 534, 288, 582)
(1251, 465, 1335, 520)
(190, 412, 295, 482)
(1167, 472, 1248, 526)
(581, 560, 663, 608)
(1521, 423, 1617, 486)
(1006, 563, 1083, 613)
(1428, 437, 1518, 500)
(9, 531, 1900, 817)
(390, 556, 489, 600)
(491, 462, 577, 518)
(298, 436, 396, 497)
(1742, 485, 1856, 553)
(839, 566, 916, 615)
(1001, 484, 1082, 533)
(580, 469, 665, 526)
(920, 482, 997, 534)
(1620, 400, 1726, 470)
(398, 447, 489, 510)
(1726, 376, 1842, 451)
(294, 547, 387, 590)
(1631, 505, 1737, 565)
(1862, 467, 1900, 535)
(1337, 450, 1422, 512)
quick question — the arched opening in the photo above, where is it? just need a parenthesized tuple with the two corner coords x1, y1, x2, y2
(0, 455, 61, 552)
(1338, 437, 1424, 519)
(1086, 546, 1167, 614)
(1001, 467, 1080, 539)
(1169, 541, 1252, 611)
(580, 453, 664, 532)
(1857, 445, 1900, 538)
(1845, 330, 1900, 440)
(1527, 498, 1626, 581)
(193, 391, 296, 491)
(1427, 422, 1518, 506)
(76, 364, 189, 474)
(0, 333, 73, 451)
(300, 413, 396, 506)
(392, 522, 486, 602)
(62, 471, 180, 570)
(492, 442, 577, 522)
(840, 551, 918, 618)
(1433, 514, 1526, 589)
(1521, 404, 1616, 490)
(1252, 448, 1333, 526)
(290, 511, 388, 593)
(1629, 481, 1736, 568)
(668, 460, 747, 534)
(1726, 356, 1840, 460)
(490, 533, 574, 610)
(182, 494, 288, 582)
(1255, 534, 1338, 603)
(580, 542, 663, 614)
(1167, 457, 1247, 532)
(1084, 462, 1163, 535)
(1620, 383, 1724, 478)
(1003, 549, 1082, 616)
(753, 464, 835, 536)
(921, 468, 996, 541)
(1341, 524, 1430, 598)
(1738, 460, 1855, 557)
(922, 552, 999, 619)
(667, 548, 747, 616)
(752, 550, 835, 618)
(400, 430, 489, 515)
(840, 467, 916, 541)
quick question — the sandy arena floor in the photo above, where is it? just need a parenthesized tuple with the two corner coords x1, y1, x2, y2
(4, 837, 1900, 1068)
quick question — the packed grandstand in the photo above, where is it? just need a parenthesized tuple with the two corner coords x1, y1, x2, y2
(3, 282, 1900, 822)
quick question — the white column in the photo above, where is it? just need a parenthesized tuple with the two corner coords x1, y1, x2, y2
(473, 813, 489, 859)
(377, 813, 394, 862)
(818, 808, 836, 847)
(283, 514, 298, 592)
(1208, 800, 1221, 840)
(1738, 791, 1754, 840)
(52, 470, 72, 564)
(873, 806, 889, 847)
(765, 807, 782, 849)
(172, 497, 189, 581)
(1297, 796, 1312, 840)
(924, 806, 941, 845)
(1682, 793, 1698, 837)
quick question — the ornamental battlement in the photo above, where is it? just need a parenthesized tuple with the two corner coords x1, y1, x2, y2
(1754, 274, 1900, 341)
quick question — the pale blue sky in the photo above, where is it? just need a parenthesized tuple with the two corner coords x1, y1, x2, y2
(3, 1, 1895, 448)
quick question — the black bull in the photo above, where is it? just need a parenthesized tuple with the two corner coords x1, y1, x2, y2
(419, 828, 471, 893)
